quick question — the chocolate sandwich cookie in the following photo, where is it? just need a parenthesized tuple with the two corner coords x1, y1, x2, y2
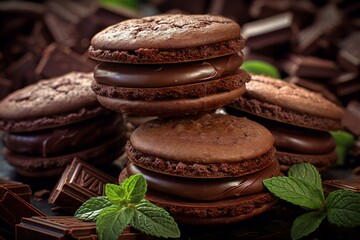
(121, 114, 280, 224)
(227, 74, 344, 172)
(89, 14, 250, 117)
(0, 72, 126, 177)
(89, 14, 245, 64)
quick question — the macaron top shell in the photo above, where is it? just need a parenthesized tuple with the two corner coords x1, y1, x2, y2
(0, 72, 97, 121)
(245, 75, 344, 120)
(130, 114, 274, 163)
(90, 14, 242, 51)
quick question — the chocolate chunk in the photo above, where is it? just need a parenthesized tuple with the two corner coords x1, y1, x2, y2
(286, 76, 341, 105)
(207, 0, 250, 25)
(0, 178, 31, 202)
(22, 21, 52, 59)
(0, 1, 44, 16)
(45, 0, 89, 25)
(16, 216, 97, 240)
(250, 0, 316, 26)
(295, 4, 343, 54)
(0, 78, 14, 100)
(337, 32, 360, 72)
(35, 44, 94, 79)
(16, 216, 152, 240)
(49, 158, 117, 213)
(329, 73, 360, 103)
(0, 187, 45, 229)
(281, 55, 340, 79)
(323, 179, 360, 195)
(342, 101, 360, 136)
(44, 12, 77, 47)
(242, 12, 296, 50)
(350, 137, 360, 158)
(5, 52, 38, 86)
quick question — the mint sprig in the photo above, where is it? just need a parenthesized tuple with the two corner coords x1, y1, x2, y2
(75, 174, 180, 240)
(263, 163, 360, 240)
(326, 190, 360, 227)
(75, 196, 112, 221)
(291, 211, 326, 240)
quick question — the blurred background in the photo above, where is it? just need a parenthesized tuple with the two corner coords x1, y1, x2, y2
(0, 0, 359, 168)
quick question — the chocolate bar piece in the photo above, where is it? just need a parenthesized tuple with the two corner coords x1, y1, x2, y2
(0, 187, 45, 228)
(242, 12, 296, 50)
(281, 55, 339, 79)
(0, 179, 31, 202)
(337, 32, 360, 72)
(295, 4, 342, 54)
(249, 0, 316, 26)
(44, 12, 77, 48)
(35, 43, 94, 79)
(16, 216, 96, 240)
(342, 101, 360, 136)
(49, 158, 117, 213)
(0, 78, 14, 100)
(5, 52, 38, 86)
(207, 0, 250, 25)
(16, 216, 152, 240)
(329, 72, 360, 102)
(323, 179, 360, 195)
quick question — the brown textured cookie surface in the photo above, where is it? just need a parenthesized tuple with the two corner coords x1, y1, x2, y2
(231, 74, 344, 131)
(127, 114, 275, 177)
(131, 114, 273, 163)
(89, 14, 244, 63)
(0, 72, 107, 132)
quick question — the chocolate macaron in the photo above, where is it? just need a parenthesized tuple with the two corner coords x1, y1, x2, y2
(89, 14, 250, 117)
(226, 74, 344, 172)
(0, 72, 127, 177)
(120, 114, 280, 224)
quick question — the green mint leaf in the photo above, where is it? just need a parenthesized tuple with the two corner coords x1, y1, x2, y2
(241, 60, 280, 78)
(330, 131, 355, 165)
(291, 211, 326, 240)
(105, 184, 126, 205)
(96, 205, 134, 240)
(121, 174, 147, 204)
(288, 163, 324, 201)
(326, 190, 360, 227)
(132, 199, 180, 238)
(263, 176, 324, 210)
(74, 196, 112, 221)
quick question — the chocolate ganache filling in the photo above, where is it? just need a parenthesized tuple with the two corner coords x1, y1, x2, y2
(265, 122, 336, 155)
(226, 110, 336, 155)
(3, 114, 124, 157)
(127, 159, 280, 201)
(94, 52, 243, 88)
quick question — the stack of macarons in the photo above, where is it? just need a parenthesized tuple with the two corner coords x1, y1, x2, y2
(88, 14, 281, 224)
(0, 72, 127, 177)
(226, 74, 344, 172)
(89, 14, 250, 117)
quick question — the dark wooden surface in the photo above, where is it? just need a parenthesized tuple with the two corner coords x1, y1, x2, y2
(1, 132, 359, 240)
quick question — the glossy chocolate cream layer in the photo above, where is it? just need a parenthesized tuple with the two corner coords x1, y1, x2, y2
(3, 114, 124, 157)
(266, 122, 336, 155)
(127, 160, 280, 201)
(226, 110, 336, 155)
(94, 52, 243, 88)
